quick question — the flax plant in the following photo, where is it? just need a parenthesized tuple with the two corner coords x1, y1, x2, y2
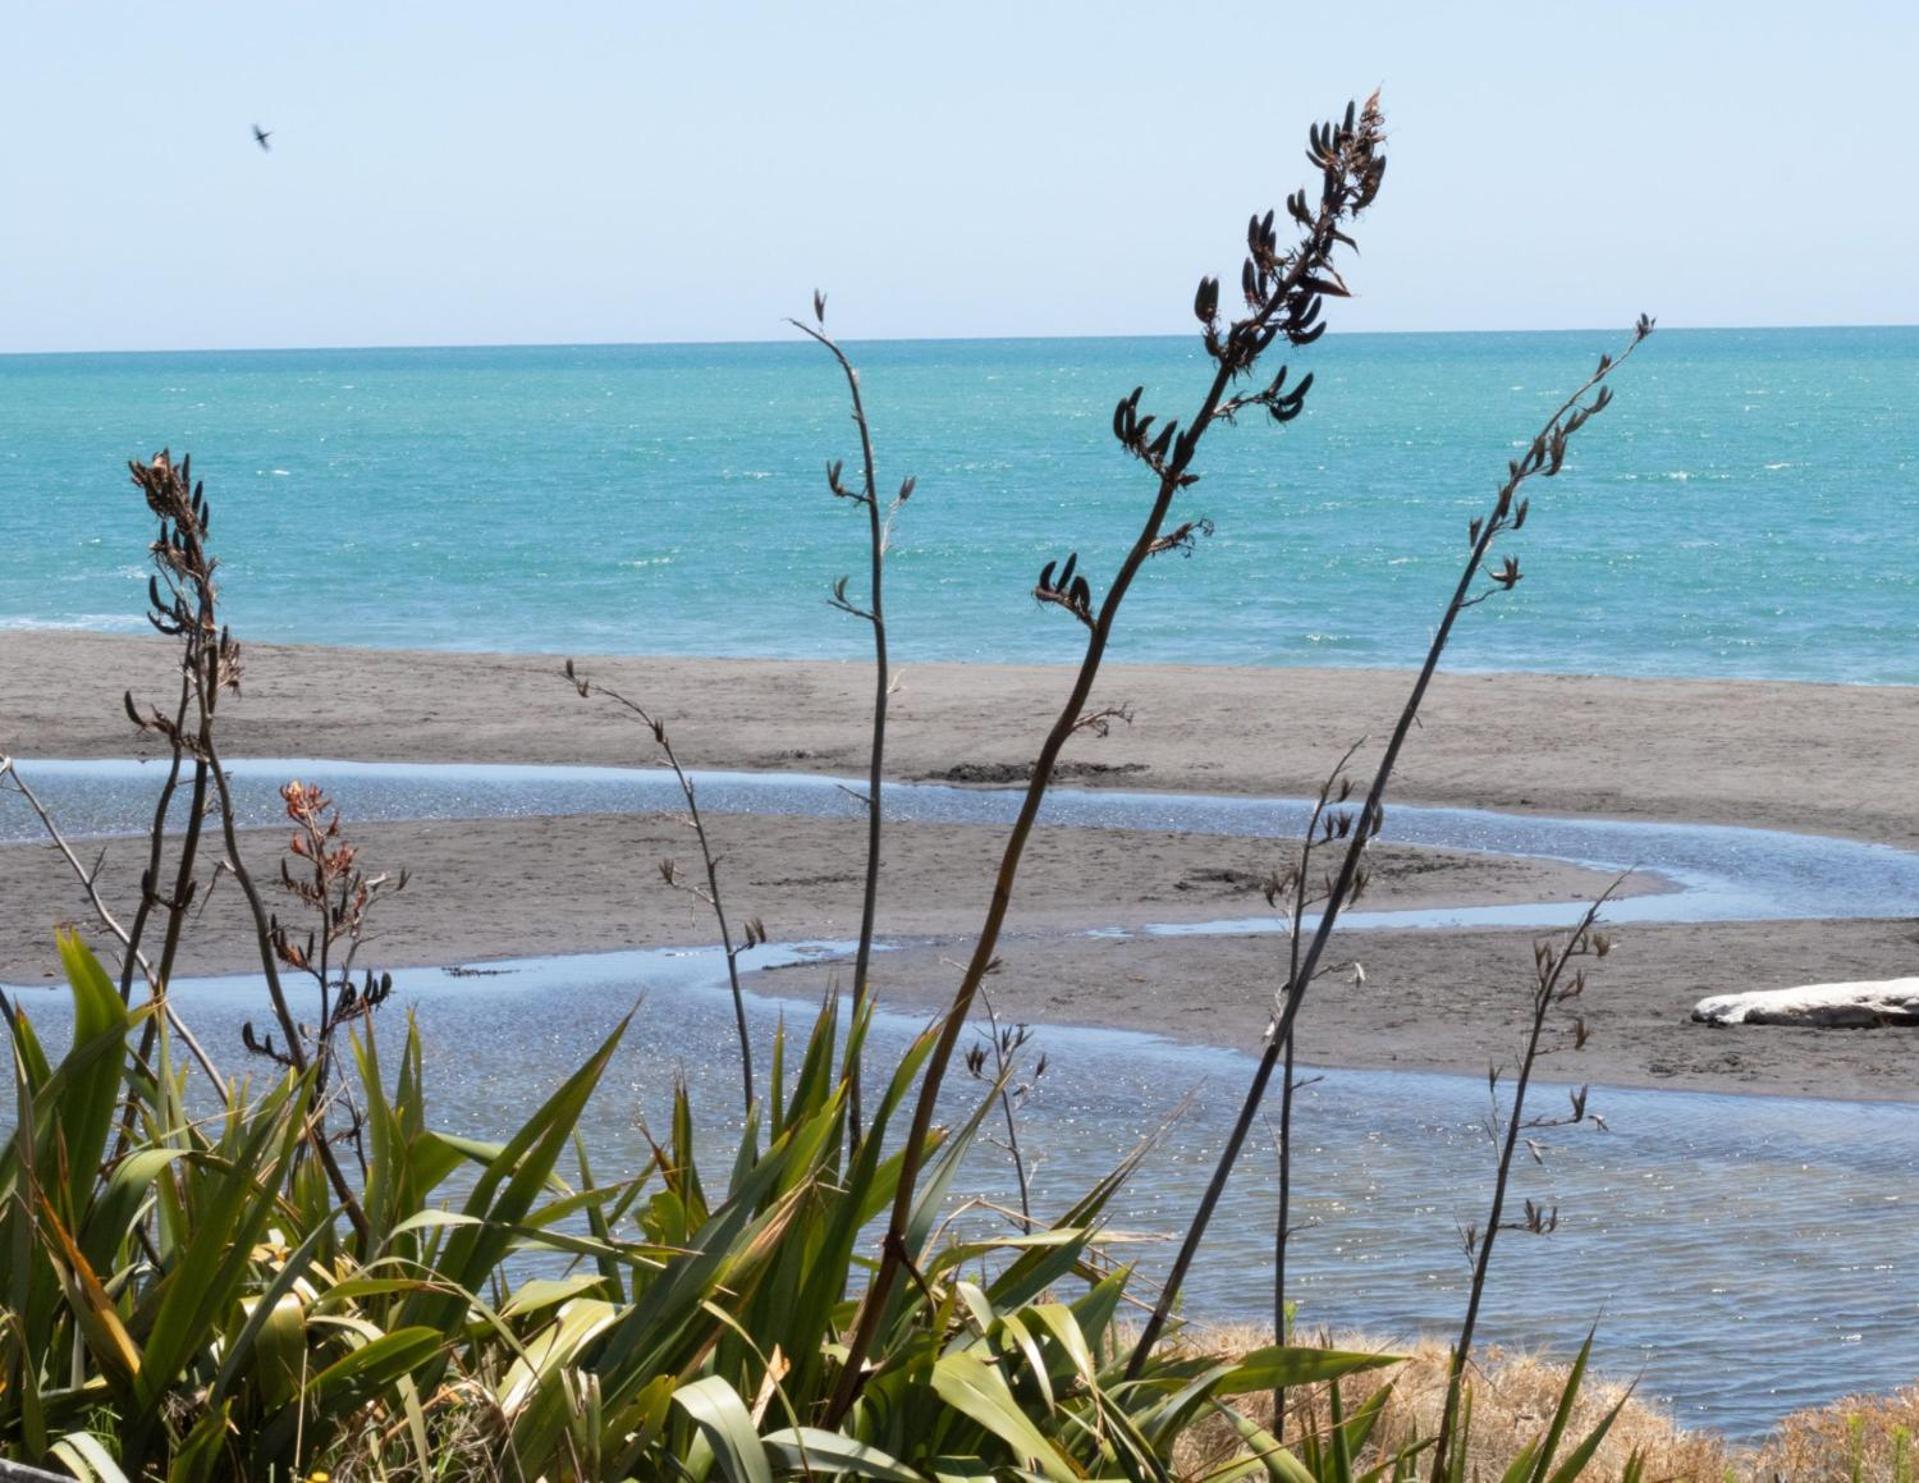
(829, 93, 1391, 1425)
(964, 985, 1049, 1231)
(563, 660, 768, 1113)
(248, 780, 408, 1180)
(1126, 313, 1656, 1380)
(1263, 739, 1367, 1435)
(791, 293, 913, 1141)
(1429, 889, 1622, 1480)
(115, 453, 373, 1233)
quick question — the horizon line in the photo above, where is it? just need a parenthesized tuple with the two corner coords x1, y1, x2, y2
(2, 319, 1914, 360)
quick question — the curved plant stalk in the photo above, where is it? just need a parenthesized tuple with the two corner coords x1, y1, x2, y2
(791, 296, 912, 1142)
(1265, 738, 1363, 1437)
(827, 95, 1390, 1425)
(966, 985, 1048, 1231)
(564, 661, 766, 1113)
(1125, 315, 1655, 1380)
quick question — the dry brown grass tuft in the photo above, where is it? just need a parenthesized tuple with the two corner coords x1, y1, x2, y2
(1748, 1383, 1919, 1481)
(1163, 1322, 1735, 1479)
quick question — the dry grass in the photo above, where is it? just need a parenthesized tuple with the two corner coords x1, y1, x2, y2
(1748, 1383, 1919, 1481)
(1160, 1323, 1915, 1480)
(1167, 1324, 1730, 1479)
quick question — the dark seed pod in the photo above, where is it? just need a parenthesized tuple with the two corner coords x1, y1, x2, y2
(1192, 275, 1219, 324)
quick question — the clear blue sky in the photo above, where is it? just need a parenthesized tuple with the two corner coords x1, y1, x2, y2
(2, 1, 1912, 352)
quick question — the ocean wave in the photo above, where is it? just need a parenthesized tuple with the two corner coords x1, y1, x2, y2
(0, 614, 146, 633)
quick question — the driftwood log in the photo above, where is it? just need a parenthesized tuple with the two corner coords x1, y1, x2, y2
(1694, 978, 1919, 1028)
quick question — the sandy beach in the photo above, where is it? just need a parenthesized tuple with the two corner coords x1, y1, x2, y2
(3, 630, 1915, 1100)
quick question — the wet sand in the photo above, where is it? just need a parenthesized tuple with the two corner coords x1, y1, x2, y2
(2, 631, 1915, 1099)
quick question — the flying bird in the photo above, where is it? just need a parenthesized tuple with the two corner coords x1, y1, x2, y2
(252, 124, 273, 152)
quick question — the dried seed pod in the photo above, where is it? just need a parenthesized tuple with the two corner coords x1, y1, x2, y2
(1192, 275, 1219, 324)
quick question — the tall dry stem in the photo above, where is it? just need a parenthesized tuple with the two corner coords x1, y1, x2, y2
(791, 295, 912, 1141)
(564, 660, 766, 1113)
(1263, 739, 1365, 1433)
(828, 94, 1389, 1424)
(965, 986, 1049, 1231)
(1429, 889, 1619, 1479)
(1125, 316, 1655, 1379)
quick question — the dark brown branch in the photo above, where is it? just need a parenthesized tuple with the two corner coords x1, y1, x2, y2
(1429, 887, 1620, 1479)
(1268, 738, 1363, 1437)
(564, 663, 759, 1112)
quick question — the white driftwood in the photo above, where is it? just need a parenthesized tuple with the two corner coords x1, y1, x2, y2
(1692, 978, 1919, 1028)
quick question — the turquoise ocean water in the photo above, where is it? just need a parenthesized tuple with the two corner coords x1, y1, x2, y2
(1, 327, 1913, 681)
